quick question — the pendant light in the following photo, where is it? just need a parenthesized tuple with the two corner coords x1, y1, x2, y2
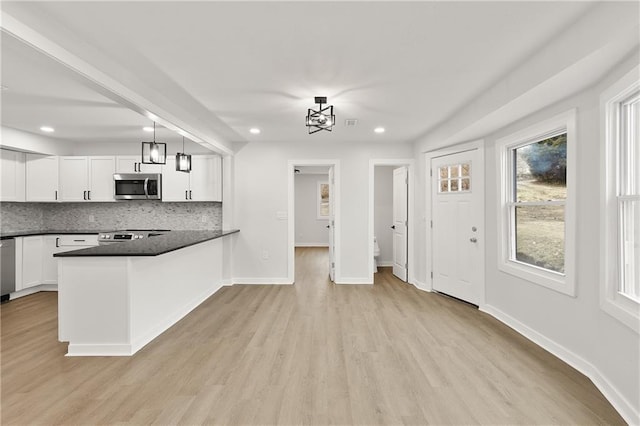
(176, 136, 192, 173)
(141, 122, 167, 164)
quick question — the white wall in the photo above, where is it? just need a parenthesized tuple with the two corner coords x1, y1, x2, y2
(232, 141, 414, 283)
(295, 173, 329, 247)
(374, 166, 394, 266)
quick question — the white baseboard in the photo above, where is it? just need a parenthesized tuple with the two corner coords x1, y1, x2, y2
(232, 278, 293, 285)
(295, 243, 329, 247)
(411, 280, 431, 292)
(10, 284, 58, 300)
(335, 277, 373, 285)
(66, 343, 133, 357)
(221, 278, 233, 287)
(481, 304, 638, 425)
(376, 260, 393, 267)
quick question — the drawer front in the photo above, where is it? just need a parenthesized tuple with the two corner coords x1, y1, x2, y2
(56, 235, 99, 247)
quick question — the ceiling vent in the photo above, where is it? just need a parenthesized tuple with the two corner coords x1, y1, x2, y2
(344, 119, 358, 127)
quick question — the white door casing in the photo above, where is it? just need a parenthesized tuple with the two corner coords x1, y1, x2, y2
(328, 166, 336, 282)
(393, 167, 408, 281)
(431, 149, 482, 305)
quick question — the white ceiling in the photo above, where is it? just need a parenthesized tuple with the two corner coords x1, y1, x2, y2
(0, 1, 604, 148)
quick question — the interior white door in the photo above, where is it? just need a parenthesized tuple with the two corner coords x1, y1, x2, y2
(328, 166, 335, 282)
(392, 166, 408, 281)
(431, 150, 481, 305)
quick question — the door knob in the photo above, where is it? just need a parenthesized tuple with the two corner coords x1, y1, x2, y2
(470, 237, 478, 243)
(326, 225, 330, 229)
(391, 225, 396, 229)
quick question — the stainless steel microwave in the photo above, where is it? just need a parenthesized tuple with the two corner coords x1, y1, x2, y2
(113, 173, 162, 200)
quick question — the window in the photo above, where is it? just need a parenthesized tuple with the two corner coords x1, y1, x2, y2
(438, 162, 471, 193)
(496, 110, 576, 296)
(317, 181, 329, 219)
(601, 66, 640, 333)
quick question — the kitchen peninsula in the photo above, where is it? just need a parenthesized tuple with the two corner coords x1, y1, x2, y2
(55, 229, 238, 356)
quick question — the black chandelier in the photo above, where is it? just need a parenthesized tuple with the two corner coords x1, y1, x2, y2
(305, 96, 335, 134)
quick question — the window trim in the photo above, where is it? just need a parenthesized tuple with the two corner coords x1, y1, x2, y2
(600, 65, 640, 333)
(496, 109, 577, 296)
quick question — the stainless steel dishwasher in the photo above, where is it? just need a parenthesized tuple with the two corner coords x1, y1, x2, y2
(1, 239, 16, 302)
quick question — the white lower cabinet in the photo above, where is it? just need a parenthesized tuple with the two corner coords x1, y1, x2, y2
(14, 234, 99, 294)
(19, 236, 44, 290)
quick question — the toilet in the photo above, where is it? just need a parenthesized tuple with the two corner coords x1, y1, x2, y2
(373, 236, 381, 273)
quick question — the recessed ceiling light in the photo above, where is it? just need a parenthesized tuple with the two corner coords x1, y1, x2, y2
(143, 126, 154, 132)
(374, 127, 385, 133)
(250, 128, 261, 134)
(40, 126, 55, 132)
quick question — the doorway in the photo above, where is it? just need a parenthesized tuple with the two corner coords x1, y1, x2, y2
(426, 141, 485, 306)
(288, 160, 340, 284)
(369, 159, 415, 284)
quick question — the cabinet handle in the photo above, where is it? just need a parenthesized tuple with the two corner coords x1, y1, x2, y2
(134, 162, 138, 172)
(185, 190, 188, 200)
(87, 190, 91, 200)
(83, 190, 87, 200)
(189, 190, 192, 200)
(55, 238, 59, 248)
(55, 190, 58, 200)
(73, 239, 86, 242)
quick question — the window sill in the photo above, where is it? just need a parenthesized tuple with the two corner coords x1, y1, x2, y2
(499, 259, 575, 297)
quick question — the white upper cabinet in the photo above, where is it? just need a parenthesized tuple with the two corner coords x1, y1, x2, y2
(88, 157, 116, 201)
(161, 155, 221, 202)
(116, 156, 162, 174)
(25, 154, 59, 202)
(59, 157, 89, 201)
(162, 157, 190, 201)
(59, 156, 115, 202)
(190, 156, 222, 202)
(0, 149, 26, 202)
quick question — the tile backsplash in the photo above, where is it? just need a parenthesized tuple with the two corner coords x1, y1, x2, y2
(0, 203, 44, 233)
(0, 201, 222, 233)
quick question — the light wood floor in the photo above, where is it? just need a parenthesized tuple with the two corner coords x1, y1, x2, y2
(1, 247, 624, 425)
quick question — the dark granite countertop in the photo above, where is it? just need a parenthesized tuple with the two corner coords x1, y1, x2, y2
(54, 229, 239, 257)
(0, 230, 101, 240)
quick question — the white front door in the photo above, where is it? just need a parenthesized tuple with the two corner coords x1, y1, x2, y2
(392, 166, 408, 281)
(431, 150, 481, 305)
(328, 166, 336, 282)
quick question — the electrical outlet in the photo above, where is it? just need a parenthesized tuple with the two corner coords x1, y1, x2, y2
(88, 215, 95, 223)
(261, 249, 269, 260)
